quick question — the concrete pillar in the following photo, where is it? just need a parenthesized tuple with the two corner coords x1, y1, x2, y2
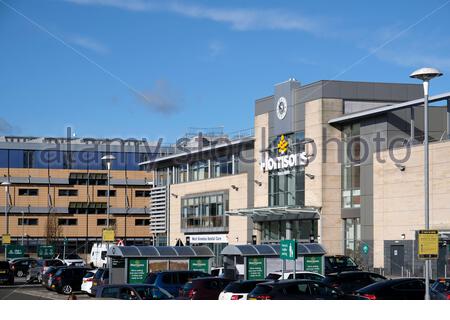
(286, 220, 292, 240)
(254, 222, 262, 244)
(410, 107, 415, 143)
(447, 99, 450, 139)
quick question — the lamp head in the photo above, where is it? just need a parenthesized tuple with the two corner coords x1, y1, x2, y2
(410, 67, 443, 81)
(101, 155, 116, 162)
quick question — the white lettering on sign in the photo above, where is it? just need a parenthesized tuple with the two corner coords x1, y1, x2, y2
(190, 234, 228, 244)
(260, 152, 308, 172)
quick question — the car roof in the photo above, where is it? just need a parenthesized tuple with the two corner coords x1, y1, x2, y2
(326, 271, 380, 277)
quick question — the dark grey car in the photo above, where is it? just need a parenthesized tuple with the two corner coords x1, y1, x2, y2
(27, 259, 66, 283)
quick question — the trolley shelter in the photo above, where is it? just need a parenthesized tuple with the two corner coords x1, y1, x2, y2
(221, 243, 326, 280)
(107, 245, 215, 284)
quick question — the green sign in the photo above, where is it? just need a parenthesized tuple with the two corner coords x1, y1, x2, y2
(280, 239, 297, 260)
(362, 244, 369, 255)
(38, 245, 55, 258)
(246, 257, 265, 280)
(189, 258, 209, 273)
(128, 259, 148, 284)
(6, 245, 25, 259)
(304, 256, 323, 275)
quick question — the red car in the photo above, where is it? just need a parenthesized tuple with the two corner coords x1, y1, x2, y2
(179, 277, 233, 300)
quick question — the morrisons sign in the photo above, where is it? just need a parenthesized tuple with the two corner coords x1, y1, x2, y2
(260, 135, 308, 172)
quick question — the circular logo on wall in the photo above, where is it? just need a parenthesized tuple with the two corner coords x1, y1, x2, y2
(276, 96, 288, 120)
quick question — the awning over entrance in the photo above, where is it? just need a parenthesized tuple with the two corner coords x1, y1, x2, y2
(226, 206, 320, 222)
(107, 245, 214, 259)
(221, 243, 326, 257)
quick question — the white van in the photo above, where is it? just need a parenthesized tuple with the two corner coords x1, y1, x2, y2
(89, 243, 108, 268)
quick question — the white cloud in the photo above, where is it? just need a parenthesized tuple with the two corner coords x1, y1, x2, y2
(69, 35, 109, 54)
(65, 0, 320, 33)
(208, 40, 223, 57)
(137, 80, 183, 115)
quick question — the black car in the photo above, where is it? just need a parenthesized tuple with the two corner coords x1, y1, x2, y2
(179, 277, 233, 300)
(51, 266, 91, 294)
(95, 284, 173, 300)
(356, 278, 427, 300)
(430, 278, 450, 300)
(0, 260, 14, 285)
(322, 271, 386, 294)
(9, 258, 38, 277)
(42, 265, 66, 290)
(247, 279, 363, 300)
(324, 255, 360, 274)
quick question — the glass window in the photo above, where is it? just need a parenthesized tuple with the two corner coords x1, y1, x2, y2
(342, 124, 361, 208)
(9, 150, 24, 168)
(0, 150, 8, 168)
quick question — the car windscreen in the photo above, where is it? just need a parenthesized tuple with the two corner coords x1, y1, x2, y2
(265, 273, 281, 280)
(251, 284, 272, 295)
(0, 261, 10, 269)
(84, 272, 95, 278)
(224, 281, 262, 293)
(328, 257, 357, 267)
(145, 273, 157, 284)
(65, 254, 81, 259)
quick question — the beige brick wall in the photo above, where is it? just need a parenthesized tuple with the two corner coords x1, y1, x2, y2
(373, 140, 450, 268)
(168, 173, 250, 245)
(253, 113, 269, 208)
(304, 98, 343, 255)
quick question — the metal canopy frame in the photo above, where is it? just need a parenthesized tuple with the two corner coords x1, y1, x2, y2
(221, 243, 326, 257)
(226, 206, 320, 222)
(107, 245, 214, 258)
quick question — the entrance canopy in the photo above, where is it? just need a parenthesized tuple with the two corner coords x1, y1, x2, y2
(107, 245, 214, 259)
(221, 243, 326, 257)
(226, 206, 320, 222)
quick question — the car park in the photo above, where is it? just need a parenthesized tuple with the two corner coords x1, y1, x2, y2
(9, 257, 38, 277)
(356, 278, 428, 300)
(27, 259, 66, 284)
(247, 279, 362, 300)
(95, 284, 173, 300)
(218, 280, 266, 300)
(265, 271, 325, 281)
(90, 268, 109, 296)
(51, 266, 91, 294)
(322, 271, 387, 294)
(179, 277, 233, 300)
(430, 278, 450, 300)
(81, 269, 98, 296)
(144, 270, 210, 297)
(0, 260, 14, 285)
(324, 255, 360, 274)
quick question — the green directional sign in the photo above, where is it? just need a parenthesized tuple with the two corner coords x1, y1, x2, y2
(280, 239, 297, 260)
(38, 245, 55, 259)
(362, 244, 369, 255)
(128, 258, 148, 284)
(246, 257, 265, 280)
(6, 245, 25, 259)
(304, 255, 323, 275)
(189, 258, 209, 273)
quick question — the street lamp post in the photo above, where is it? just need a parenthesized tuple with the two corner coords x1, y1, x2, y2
(410, 67, 443, 300)
(101, 155, 116, 229)
(2, 181, 11, 259)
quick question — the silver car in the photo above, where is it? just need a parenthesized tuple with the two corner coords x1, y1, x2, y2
(27, 259, 66, 283)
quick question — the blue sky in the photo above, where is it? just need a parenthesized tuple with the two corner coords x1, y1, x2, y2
(1, 0, 449, 143)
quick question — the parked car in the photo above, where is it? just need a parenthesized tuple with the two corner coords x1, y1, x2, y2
(218, 280, 266, 300)
(51, 266, 91, 294)
(430, 278, 450, 300)
(9, 258, 38, 277)
(54, 254, 85, 266)
(27, 259, 66, 283)
(144, 270, 210, 297)
(95, 284, 173, 300)
(211, 267, 225, 277)
(179, 277, 233, 300)
(90, 268, 109, 296)
(247, 279, 363, 300)
(89, 243, 108, 268)
(42, 265, 66, 290)
(0, 260, 14, 285)
(81, 269, 98, 296)
(356, 278, 428, 300)
(265, 271, 325, 281)
(322, 271, 386, 294)
(324, 255, 360, 274)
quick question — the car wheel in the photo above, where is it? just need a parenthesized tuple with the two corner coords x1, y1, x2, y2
(17, 270, 24, 277)
(62, 285, 73, 295)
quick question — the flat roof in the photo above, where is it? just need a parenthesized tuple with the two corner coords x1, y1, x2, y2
(328, 92, 450, 125)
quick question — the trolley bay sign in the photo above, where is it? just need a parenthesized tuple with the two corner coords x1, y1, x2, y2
(246, 257, 265, 280)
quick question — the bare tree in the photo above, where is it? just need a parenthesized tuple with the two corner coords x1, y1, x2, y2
(46, 211, 61, 245)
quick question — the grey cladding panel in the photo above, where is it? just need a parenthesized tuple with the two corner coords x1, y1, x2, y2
(255, 96, 274, 116)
